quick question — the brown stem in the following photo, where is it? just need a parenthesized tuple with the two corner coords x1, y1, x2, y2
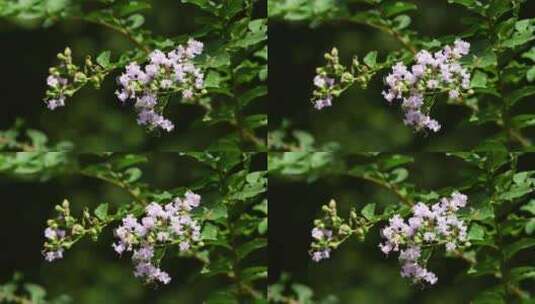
(78, 170, 146, 206)
(349, 174, 413, 206)
(71, 16, 150, 54)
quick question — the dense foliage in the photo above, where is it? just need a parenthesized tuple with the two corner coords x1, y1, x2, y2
(269, 0, 535, 151)
(1, 0, 266, 150)
(270, 152, 535, 303)
(0, 152, 267, 303)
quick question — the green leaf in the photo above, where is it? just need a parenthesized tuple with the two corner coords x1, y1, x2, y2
(201, 222, 218, 241)
(471, 70, 488, 88)
(525, 219, 535, 235)
(361, 203, 376, 220)
(94, 203, 109, 221)
(258, 218, 268, 234)
(526, 66, 535, 82)
(240, 266, 267, 282)
(382, 1, 417, 17)
(522, 47, 535, 62)
(237, 238, 267, 260)
(363, 51, 378, 68)
(512, 114, 535, 129)
(506, 86, 535, 106)
(510, 266, 535, 283)
(502, 31, 535, 48)
(96, 51, 112, 68)
(124, 167, 142, 183)
(238, 86, 267, 107)
(468, 223, 485, 241)
(471, 286, 505, 304)
(126, 14, 145, 29)
(504, 238, 535, 260)
(520, 199, 535, 215)
(390, 168, 408, 183)
(204, 71, 223, 88)
(26, 130, 47, 148)
(205, 205, 228, 222)
(243, 114, 267, 129)
(24, 283, 46, 303)
(393, 14, 411, 30)
(45, 0, 70, 14)
(379, 154, 413, 170)
(115, 1, 151, 17)
(291, 283, 314, 303)
(498, 184, 533, 201)
(473, 51, 497, 69)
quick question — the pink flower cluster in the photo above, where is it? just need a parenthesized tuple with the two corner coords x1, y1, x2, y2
(310, 227, 333, 262)
(115, 39, 205, 132)
(113, 191, 202, 284)
(45, 75, 68, 110)
(379, 192, 469, 285)
(43, 227, 66, 261)
(312, 75, 335, 110)
(382, 39, 471, 132)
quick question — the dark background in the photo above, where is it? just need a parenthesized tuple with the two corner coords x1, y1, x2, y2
(0, 152, 266, 303)
(269, 153, 535, 303)
(269, 1, 535, 152)
(0, 1, 267, 151)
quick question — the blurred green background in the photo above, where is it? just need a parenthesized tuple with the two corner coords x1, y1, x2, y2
(0, 1, 266, 151)
(269, 0, 535, 151)
(269, 152, 535, 303)
(0, 153, 265, 303)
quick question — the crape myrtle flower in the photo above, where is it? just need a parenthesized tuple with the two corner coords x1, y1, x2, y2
(382, 39, 472, 133)
(379, 192, 470, 285)
(113, 191, 203, 285)
(309, 199, 369, 262)
(311, 48, 355, 110)
(311, 48, 388, 110)
(115, 39, 207, 132)
(44, 47, 108, 110)
(42, 199, 106, 262)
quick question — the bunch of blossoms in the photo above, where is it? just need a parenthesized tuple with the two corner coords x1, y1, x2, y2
(309, 199, 367, 262)
(44, 47, 107, 110)
(379, 192, 470, 285)
(42, 200, 104, 262)
(113, 191, 203, 285)
(311, 48, 354, 110)
(311, 48, 385, 110)
(382, 39, 472, 132)
(115, 39, 207, 132)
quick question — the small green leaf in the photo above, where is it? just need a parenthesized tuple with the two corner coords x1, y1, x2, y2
(471, 70, 488, 88)
(126, 14, 145, 30)
(24, 283, 46, 303)
(26, 130, 48, 148)
(240, 266, 267, 282)
(124, 167, 142, 183)
(237, 238, 267, 260)
(510, 266, 535, 283)
(390, 168, 408, 183)
(520, 200, 535, 215)
(96, 51, 112, 68)
(94, 203, 109, 221)
(361, 203, 376, 220)
(526, 66, 535, 82)
(468, 223, 485, 241)
(363, 51, 378, 68)
(504, 238, 535, 260)
(522, 47, 535, 62)
(382, 1, 417, 17)
(393, 14, 411, 30)
(201, 222, 218, 241)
